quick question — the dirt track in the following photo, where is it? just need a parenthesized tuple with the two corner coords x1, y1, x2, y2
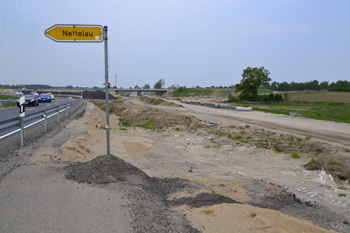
(125, 98, 350, 149)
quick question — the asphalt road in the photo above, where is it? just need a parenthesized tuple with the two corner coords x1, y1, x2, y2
(0, 97, 75, 122)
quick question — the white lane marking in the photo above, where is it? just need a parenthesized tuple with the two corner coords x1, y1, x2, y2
(26, 108, 35, 111)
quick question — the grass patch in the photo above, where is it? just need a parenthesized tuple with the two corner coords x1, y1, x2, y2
(274, 145, 282, 152)
(95, 102, 104, 107)
(327, 160, 342, 166)
(119, 128, 128, 130)
(0, 95, 19, 108)
(136, 118, 155, 130)
(304, 158, 319, 170)
(112, 100, 123, 103)
(338, 193, 347, 197)
(190, 125, 200, 130)
(337, 186, 348, 191)
(119, 118, 129, 126)
(99, 126, 106, 130)
(172, 88, 213, 97)
(0, 94, 18, 100)
(243, 100, 350, 124)
(140, 97, 165, 105)
(291, 152, 301, 158)
(258, 89, 273, 94)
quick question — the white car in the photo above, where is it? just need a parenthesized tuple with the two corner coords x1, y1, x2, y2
(49, 93, 55, 100)
(15, 91, 23, 96)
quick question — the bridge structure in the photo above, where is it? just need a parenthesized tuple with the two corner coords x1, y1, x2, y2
(109, 88, 173, 96)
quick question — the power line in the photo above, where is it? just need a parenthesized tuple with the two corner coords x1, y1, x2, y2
(0, 0, 22, 74)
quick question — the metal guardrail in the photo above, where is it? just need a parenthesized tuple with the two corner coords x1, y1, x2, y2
(0, 95, 84, 145)
(0, 99, 18, 108)
(0, 94, 82, 108)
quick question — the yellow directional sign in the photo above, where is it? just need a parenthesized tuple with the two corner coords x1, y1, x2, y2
(1, 87, 4, 90)
(44, 24, 103, 43)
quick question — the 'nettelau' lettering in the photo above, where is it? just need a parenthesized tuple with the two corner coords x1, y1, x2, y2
(62, 30, 93, 37)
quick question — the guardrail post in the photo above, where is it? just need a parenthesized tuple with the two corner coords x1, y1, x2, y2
(71, 103, 73, 114)
(20, 117, 24, 146)
(44, 110, 47, 131)
(57, 106, 60, 122)
(1, 103, 2, 108)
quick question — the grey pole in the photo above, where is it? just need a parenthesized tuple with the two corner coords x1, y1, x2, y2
(20, 117, 24, 146)
(57, 106, 60, 122)
(104, 26, 110, 155)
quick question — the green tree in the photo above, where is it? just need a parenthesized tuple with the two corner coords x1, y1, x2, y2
(154, 79, 165, 89)
(92, 86, 99, 90)
(235, 67, 271, 97)
(143, 84, 150, 89)
(319, 81, 329, 90)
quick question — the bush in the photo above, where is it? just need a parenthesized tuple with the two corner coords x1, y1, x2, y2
(175, 86, 186, 93)
(239, 93, 284, 103)
(226, 94, 237, 103)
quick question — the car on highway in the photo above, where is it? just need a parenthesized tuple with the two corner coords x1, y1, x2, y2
(31, 91, 39, 97)
(15, 91, 23, 96)
(39, 93, 52, 102)
(49, 92, 55, 100)
(17, 94, 39, 106)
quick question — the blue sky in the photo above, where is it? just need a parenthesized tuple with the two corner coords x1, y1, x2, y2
(0, 0, 349, 88)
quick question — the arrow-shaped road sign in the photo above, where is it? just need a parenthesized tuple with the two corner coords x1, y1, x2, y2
(44, 24, 103, 43)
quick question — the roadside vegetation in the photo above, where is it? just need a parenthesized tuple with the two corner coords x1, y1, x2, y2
(0, 94, 18, 108)
(139, 97, 182, 107)
(140, 97, 165, 105)
(172, 87, 213, 97)
(240, 101, 350, 124)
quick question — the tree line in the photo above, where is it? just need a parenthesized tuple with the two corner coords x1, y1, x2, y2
(261, 80, 350, 92)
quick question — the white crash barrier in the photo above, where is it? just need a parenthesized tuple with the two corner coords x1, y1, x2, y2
(181, 100, 250, 111)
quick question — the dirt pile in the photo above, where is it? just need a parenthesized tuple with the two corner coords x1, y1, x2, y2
(65, 154, 150, 185)
(64, 154, 237, 205)
(120, 108, 203, 129)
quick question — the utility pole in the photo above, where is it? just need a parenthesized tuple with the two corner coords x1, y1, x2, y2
(115, 74, 117, 88)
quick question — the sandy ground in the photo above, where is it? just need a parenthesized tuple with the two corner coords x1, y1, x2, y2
(30, 100, 350, 232)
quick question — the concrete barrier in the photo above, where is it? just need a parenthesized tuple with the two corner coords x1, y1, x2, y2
(236, 107, 252, 111)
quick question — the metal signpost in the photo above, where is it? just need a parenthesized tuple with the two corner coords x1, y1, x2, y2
(45, 24, 111, 155)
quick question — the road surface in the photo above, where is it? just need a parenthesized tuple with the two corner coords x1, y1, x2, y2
(0, 97, 75, 122)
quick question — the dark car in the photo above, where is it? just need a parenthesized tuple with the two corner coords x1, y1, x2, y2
(39, 93, 52, 102)
(17, 94, 39, 106)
